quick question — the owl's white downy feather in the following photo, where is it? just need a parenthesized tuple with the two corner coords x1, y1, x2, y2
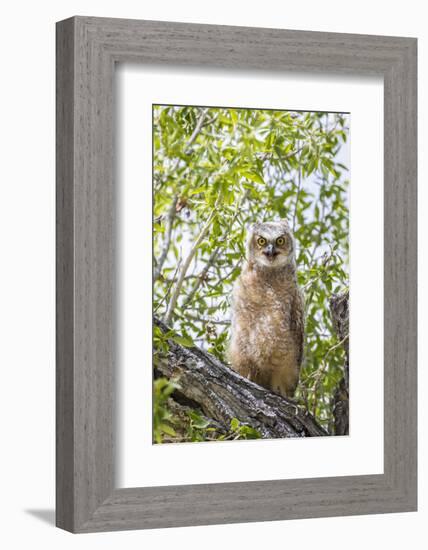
(229, 220, 305, 398)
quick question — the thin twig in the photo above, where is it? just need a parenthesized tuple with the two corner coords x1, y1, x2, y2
(182, 247, 220, 309)
(183, 312, 230, 326)
(310, 332, 349, 416)
(212, 263, 241, 287)
(154, 108, 211, 281)
(292, 154, 302, 232)
(307, 179, 327, 264)
(256, 145, 305, 165)
(154, 195, 178, 280)
(163, 206, 218, 325)
(184, 108, 209, 154)
(180, 190, 248, 311)
(154, 259, 182, 315)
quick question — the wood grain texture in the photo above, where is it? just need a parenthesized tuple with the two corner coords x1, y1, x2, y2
(56, 17, 75, 532)
(56, 16, 417, 533)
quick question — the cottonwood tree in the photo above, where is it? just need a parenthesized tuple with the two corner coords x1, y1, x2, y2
(153, 105, 349, 442)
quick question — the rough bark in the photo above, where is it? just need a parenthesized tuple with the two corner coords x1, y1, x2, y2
(160, 398, 229, 443)
(154, 318, 328, 439)
(330, 290, 349, 436)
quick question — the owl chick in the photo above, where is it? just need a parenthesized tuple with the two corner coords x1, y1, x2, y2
(229, 220, 304, 398)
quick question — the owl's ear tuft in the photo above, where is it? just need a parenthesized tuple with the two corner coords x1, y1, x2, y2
(246, 222, 260, 234)
(278, 218, 291, 229)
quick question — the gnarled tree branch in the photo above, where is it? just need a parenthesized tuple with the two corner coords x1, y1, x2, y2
(330, 290, 349, 435)
(154, 317, 328, 439)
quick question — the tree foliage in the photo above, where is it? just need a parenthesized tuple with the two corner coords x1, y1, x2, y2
(153, 104, 349, 440)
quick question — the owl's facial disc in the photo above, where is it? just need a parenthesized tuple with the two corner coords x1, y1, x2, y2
(254, 233, 292, 268)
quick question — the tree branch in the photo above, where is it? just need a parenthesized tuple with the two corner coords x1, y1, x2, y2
(181, 190, 248, 312)
(154, 317, 328, 438)
(163, 207, 217, 325)
(184, 108, 209, 153)
(181, 247, 220, 310)
(292, 146, 303, 232)
(154, 195, 179, 281)
(154, 108, 211, 281)
(330, 290, 349, 435)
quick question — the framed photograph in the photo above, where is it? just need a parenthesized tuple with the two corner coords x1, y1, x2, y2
(151, 103, 350, 444)
(56, 16, 417, 532)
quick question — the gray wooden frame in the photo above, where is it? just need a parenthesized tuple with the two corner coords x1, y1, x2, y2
(56, 16, 417, 533)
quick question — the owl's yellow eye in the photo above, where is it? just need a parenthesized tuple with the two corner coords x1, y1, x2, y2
(276, 237, 285, 246)
(257, 237, 266, 247)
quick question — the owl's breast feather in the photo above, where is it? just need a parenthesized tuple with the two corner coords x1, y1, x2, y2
(232, 275, 296, 347)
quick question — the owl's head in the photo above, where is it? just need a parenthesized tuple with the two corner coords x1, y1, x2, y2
(247, 220, 296, 269)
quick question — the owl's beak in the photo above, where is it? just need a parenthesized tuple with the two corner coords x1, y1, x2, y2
(264, 244, 277, 258)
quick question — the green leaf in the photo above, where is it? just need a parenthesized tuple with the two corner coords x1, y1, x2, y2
(230, 418, 240, 431)
(171, 335, 194, 348)
(159, 423, 176, 437)
(240, 171, 265, 185)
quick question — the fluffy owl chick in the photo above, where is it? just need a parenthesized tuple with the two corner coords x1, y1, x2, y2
(229, 220, 304, 398)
